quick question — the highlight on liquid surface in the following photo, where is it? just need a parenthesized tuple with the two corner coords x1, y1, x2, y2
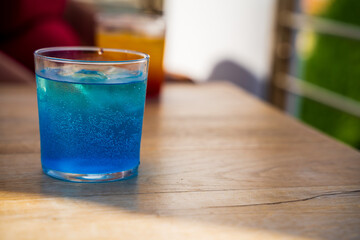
(36, 67, 147, 174)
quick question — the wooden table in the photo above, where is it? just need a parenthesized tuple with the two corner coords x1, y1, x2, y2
(1, 82, 359, 240)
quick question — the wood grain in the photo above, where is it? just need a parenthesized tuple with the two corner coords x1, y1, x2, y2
(0, 82, 359, 240)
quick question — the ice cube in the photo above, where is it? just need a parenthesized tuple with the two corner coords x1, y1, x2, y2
(105, 67, 134, 81)
(57, 65, 79, 77)
(73, 69, 108, 83)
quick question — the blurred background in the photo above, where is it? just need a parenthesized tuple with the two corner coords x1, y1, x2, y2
(0, 0, 359, 149)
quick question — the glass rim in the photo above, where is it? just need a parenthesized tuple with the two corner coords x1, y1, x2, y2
(34, 46, 150, 65)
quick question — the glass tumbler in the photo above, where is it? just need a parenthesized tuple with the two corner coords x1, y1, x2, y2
(34, 47, 149, 182)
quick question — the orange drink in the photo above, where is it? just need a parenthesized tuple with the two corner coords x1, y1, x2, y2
(97, 14, 165, 97)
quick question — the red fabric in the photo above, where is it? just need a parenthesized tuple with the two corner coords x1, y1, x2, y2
(1, 0, 66, 32)
(1, 19, 80, 70)
(0, 0, 81, 71)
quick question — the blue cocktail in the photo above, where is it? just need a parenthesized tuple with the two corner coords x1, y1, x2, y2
(34, 47, 149, 182)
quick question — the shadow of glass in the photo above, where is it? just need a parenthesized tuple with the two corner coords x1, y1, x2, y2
(39, 173, 140, 212)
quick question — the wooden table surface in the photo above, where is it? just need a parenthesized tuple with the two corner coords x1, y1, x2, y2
(0, 82, 359, 240)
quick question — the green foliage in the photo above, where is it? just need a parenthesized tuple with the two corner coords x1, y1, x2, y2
(298, 0, 360, 148)
(320, 0, 360, 27)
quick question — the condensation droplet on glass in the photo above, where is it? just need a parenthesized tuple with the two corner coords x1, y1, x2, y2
(98, 48, 104, 55)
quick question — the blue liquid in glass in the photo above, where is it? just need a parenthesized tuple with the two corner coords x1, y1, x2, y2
(36, 68, 147, 174)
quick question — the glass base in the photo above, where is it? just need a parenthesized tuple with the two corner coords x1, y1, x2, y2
(43, 166, 138, 183)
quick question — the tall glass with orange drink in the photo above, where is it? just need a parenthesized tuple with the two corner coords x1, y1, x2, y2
(96, 14, 165, 98)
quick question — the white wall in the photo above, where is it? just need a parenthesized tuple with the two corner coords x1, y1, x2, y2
(164, 0, 276, 96)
